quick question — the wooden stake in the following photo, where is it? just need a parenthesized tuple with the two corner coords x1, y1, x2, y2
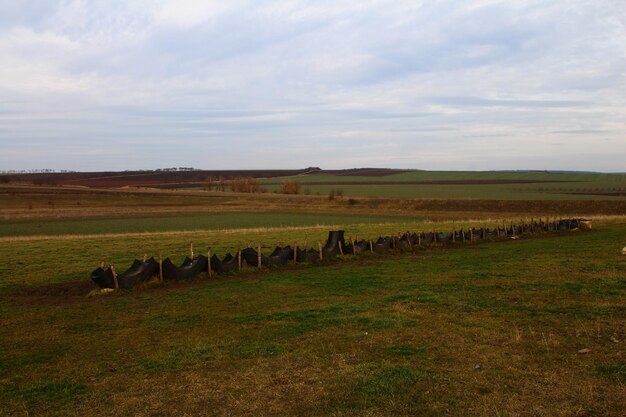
(318, 242, 323, 260)
(257, 242, 262, 270)
(293, 241, 298, 264)
(237, 250, 242, 272)
(369, 240, 373, 252)
(158, 252, 163, 282)
(433, 231, 437, 244)
(111, 265, 119, 290)
(351, 238, 356, 255)
(452, 230, 456, 242)
(338, 240, 344, 256)
(470, 229, 473, 241)
(190, 242, 194, 259)
(418, 233, 421, 246)
(143, 253, 147, 262)
(461, 230, 465, 242)
(207, 249, 212, 278)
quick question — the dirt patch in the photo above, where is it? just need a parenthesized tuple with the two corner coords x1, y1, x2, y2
(9, 280, 96, 305)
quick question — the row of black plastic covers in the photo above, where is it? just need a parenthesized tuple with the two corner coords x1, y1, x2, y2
(91, 219, 583, 289)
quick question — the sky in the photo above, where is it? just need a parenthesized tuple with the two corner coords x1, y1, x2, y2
(0, 0, 625, 172)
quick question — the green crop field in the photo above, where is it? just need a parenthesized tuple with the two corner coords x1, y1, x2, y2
(0, 212, 423, 238)
(1, 217, 625, 416)
(260, 171, 626, 201)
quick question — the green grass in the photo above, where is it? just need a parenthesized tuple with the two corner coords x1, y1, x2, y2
(0, 218, 480, 291)
(0, 218, 625, 416)
(261, 171, 626, 200)
(0, 212, 421, 237)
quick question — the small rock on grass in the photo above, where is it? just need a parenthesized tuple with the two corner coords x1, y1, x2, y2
(577, 348, 592, 354)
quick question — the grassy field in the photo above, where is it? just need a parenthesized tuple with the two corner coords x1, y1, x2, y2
(0, 212, 424, 238)
(259, 171, 626, 200)
(1, 217, 625, 416)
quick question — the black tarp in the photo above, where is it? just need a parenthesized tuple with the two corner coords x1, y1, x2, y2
(240, 248, 264, 267)
(210, 253, 238, 274)
(323, 231, 346, 258)
(296, 248, 321, 262)
(435, 232, 452, 243)
(265, 246, 293, 266)
(117, 258, 158, 289)
(485, 228, 498, 238)
(395, 236, 411, 251)
(343, 239, 371, 255)
(420, 232, 434, 245)
(355, 240, 372, 254)
(90, 266, 115, 289)
(89, 221, 584, 290)
(373, 237, 392, 253)
(162, 255, 208, 280)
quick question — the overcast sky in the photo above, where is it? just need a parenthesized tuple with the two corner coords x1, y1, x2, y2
(0, 0, 624, 172)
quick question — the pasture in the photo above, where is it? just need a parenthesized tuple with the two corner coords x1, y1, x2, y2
(0, 185, 624, 416)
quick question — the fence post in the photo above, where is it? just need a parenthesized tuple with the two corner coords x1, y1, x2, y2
(207, 249, 212, 278)
(338, 240, 344, 256)
(190, 243, 194, 259)
(159, 251, 163, 282)
(351, 238, 356, 255)
(369, 239, 373, 252)
(257, 242, 262, 270)
(111, 265, 119, 290)
(294, 241, 298, 264)
(237, 250, 242, 273)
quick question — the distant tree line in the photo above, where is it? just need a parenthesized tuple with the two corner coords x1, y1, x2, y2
(0, 169, 76, 174)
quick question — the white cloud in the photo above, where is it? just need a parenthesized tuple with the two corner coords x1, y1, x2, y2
(0, 0, 624, 171)
(154, 0, 248, 28)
